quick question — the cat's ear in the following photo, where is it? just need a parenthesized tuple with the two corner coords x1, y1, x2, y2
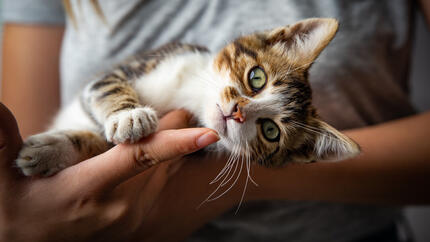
(309, 119, 360, 162)
(266, 18, 338, 68)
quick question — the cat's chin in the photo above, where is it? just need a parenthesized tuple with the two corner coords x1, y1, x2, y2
(203, 104, 228, 137)
(208, 121, 239, 153)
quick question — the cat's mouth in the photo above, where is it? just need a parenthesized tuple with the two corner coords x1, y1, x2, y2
(214, 104, 228, 137)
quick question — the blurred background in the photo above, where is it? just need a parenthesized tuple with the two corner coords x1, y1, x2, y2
(405, 9, 430, 242)
(0, 1, 429, 241)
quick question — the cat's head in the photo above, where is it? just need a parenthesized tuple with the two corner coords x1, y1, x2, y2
(202, 18, 360, 166)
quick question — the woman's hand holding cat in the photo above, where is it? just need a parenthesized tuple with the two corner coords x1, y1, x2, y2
(0, 104, 219, 242)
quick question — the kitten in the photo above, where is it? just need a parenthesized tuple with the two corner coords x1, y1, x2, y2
(16, 18, 359, 177)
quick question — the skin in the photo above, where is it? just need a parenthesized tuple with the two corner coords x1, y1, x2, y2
(1, 24, 64, 139)
(135, 113, 430, 242)
(1, 1, 429, 241)
(0, 104, 219, 242)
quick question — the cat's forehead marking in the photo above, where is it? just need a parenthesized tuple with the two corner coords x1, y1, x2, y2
(215, 47, 250, 94)
(233, 40, 258, 60)
(221, 86, 240, 103)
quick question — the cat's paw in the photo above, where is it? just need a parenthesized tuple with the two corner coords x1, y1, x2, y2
(16, 133, 78, 176)
(104, 107, 158, 144)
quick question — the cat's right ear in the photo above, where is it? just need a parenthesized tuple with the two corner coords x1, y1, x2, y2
(265, 18, 339, 68)
(309, 119, 360, 162)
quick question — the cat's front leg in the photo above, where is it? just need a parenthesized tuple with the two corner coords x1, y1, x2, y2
(104, 107, 158, 144)
(82, 72, 158, 144)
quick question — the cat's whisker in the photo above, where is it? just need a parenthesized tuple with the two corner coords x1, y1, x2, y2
(219, 143, 241, 187)
(200, 158, 237, 205)
(290, 121, 327, 134)
(204, 141, 244, 202)
(209, 161, 232, 185)
(235, 155, 248, 214)
(235, 141, 255, 214)
(245, 141, 258, 187)
(212, 147, 235, 178)
(286, 60, 318, 75)
(210, 155, 234, 185)
(291, 123, 329, 138)
(290, 120, 349, 144)
(138, 54, 164, 57)
(191, 71, 221, 90)
(279, 60, 319, 79)
(210, 143, 239, 184)
(220, 152, 240, 187)
(197, 77, 219, 91)
(290, 120, 329, 134)
(192, 74, 218, 90)
(206, 150, 244, 202)
(203, 144, 241, 205)
(203, 139, 259, 209)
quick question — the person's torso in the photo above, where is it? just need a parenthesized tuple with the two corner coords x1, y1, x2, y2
(60, 1, 413, 241)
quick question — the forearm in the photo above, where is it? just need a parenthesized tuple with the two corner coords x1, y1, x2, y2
(1, 24, 64, 138)
(249, 112, 430, 205)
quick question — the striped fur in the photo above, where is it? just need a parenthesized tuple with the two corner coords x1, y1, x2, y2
(16, 18, 359, 177)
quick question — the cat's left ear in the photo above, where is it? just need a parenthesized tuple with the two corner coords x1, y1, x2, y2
(309, 119, 360, 162)
(266, 18, 339, 68)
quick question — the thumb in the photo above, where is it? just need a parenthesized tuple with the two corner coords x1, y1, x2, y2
(67, 128, 219, 193)
(0, 103, 23, 179)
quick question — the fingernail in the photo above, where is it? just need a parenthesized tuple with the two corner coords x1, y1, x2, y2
(196, 130, 220, 148)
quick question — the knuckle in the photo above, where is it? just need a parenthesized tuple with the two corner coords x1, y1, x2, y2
(104, 200, 130, 224)
(66, 196, 98, 223)
(132, 146, 160, 171)
(103, 200, 141, 233)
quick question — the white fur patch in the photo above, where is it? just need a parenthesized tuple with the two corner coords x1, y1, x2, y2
(104, 107, 158, 144)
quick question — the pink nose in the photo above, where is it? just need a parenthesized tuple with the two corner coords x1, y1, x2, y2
(231, 103, 245, 123)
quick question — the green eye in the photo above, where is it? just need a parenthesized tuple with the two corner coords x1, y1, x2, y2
(248, 66, 267, 91)
(261, 119, 280, 142)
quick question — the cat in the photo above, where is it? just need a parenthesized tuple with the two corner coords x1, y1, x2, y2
(16, 18, 360, 178)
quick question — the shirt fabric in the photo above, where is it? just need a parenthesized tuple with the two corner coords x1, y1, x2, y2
(3, 0, 415, 241)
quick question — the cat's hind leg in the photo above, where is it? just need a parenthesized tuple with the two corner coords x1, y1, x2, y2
(16, 98, 110, 177)
(16, 130, 110, 176)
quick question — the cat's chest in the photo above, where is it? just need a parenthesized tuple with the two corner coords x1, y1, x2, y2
(133, 52, 213, 116)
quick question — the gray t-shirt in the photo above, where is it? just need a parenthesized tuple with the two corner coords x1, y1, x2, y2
(3, 0, 415, 241)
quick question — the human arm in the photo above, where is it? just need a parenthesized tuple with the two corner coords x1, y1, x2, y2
(0, 105, 219, 242)
(248, 111, 430, 204)
(134, 112, 430, 241)
(1, 24, 64, 138)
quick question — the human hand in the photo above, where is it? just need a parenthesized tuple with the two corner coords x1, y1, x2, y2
(0, 103, 219, 242)
(137, 153, 242, 242)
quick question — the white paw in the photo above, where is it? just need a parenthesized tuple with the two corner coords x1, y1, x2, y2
(104, 107, 158, 144)
(16, 133, 77, 176)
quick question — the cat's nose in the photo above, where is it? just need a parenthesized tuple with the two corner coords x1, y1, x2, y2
(232, 103, 245, 123)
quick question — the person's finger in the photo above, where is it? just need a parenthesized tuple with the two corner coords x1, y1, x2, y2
(106, 109, 195, 190)
(64, 128, 219, 195)
(157, 109, 193, 131)
(0, 103, 23, 180)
